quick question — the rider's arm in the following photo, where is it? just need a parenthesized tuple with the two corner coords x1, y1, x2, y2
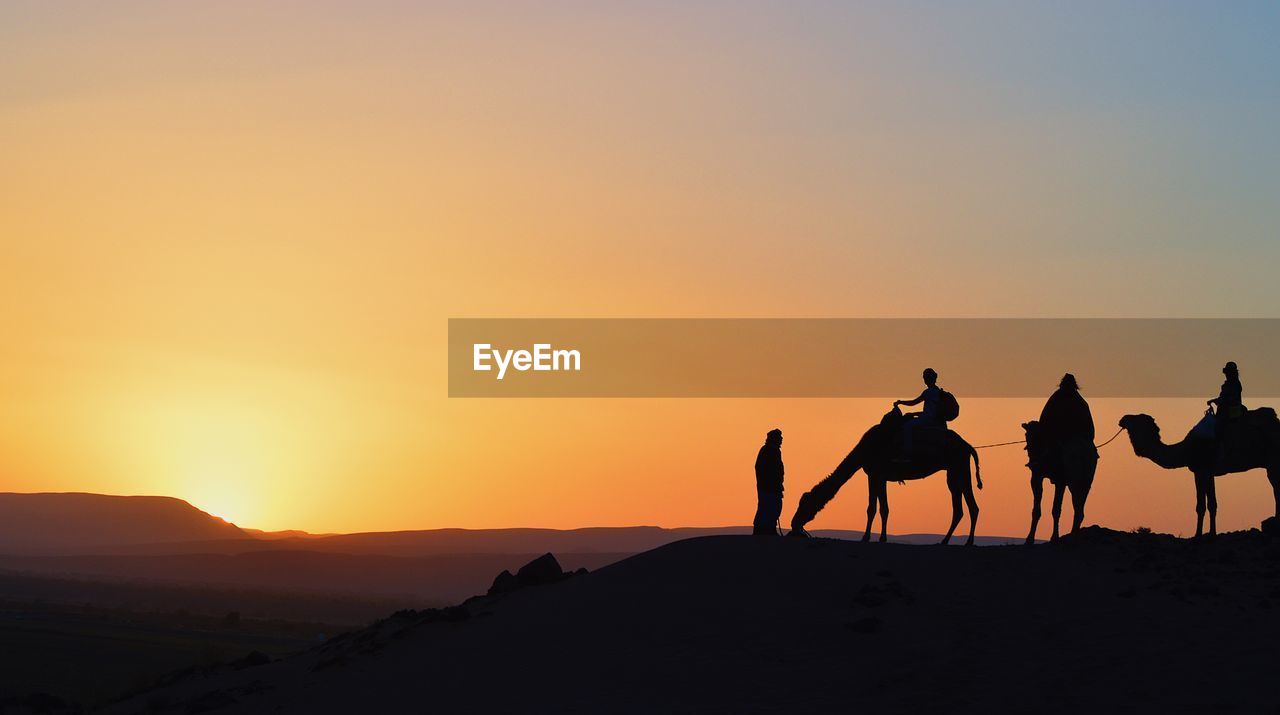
(895, 390, 927, 407)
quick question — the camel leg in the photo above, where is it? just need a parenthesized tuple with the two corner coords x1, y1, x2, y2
(1269, 468, 1280, 519)
(1070, 481, 1091, 535)
(963, 477, 979, 547)
(1193, 472, 1208, 538)
(1050, 482, 1066, 542)
(877, 479, 889, 543)
(1072, 459, 1097, 536)
(1205, 475, 1218, 538)
(1026, 476, 1043, 545)
(862, 480, 876, 543)
(941, 485, 962, 546)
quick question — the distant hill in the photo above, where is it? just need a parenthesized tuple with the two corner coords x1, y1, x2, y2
(0, 492, 1022, 558)
(96, 526, 1020, 557)
(104, 528, 1280, 713)
(0, 550, 625, 604)
(241, 528, 335, 540)
(0, 492, 1018, 606)
(281, 526, 1020, 556)
(0, 493, 250, 555)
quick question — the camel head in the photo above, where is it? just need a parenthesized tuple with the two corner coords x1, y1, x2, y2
(1021, 420, 1042, 450)
(1021, 420, 1048, 468)
(1119, 414, 1161, 455)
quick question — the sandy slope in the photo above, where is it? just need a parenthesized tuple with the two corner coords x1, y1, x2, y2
(106, 528, 1280, 713)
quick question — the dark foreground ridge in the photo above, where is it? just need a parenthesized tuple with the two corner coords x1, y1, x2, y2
(103, 528, 1280, 713)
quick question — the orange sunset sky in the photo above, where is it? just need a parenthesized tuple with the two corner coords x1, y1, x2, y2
(3, 2, 1279, 536)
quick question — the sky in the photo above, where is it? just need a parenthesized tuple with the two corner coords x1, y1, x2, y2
(2, 1, 1279, 535)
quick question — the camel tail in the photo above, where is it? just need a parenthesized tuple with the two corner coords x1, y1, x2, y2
(969, 441, 983, 490)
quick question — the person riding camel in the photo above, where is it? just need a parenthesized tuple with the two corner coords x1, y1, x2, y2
(1036, 373, 1097, 473)
(1039, 373, 1095, 447)
(1207, 361, 1245, 439)
(1023, 373, 1098, 543)
(894, 368, 942, 459)
(1208, 361, 1244, 419)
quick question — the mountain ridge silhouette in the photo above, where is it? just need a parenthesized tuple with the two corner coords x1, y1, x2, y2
(0, 492, 1021, 557)
(0, 493, 248, 555)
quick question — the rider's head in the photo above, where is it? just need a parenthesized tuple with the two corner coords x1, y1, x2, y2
(1060, 373, 1079, 391)
(1224, 361, 1238, 378)
(765, 428, 783, 447)
(922, 368, 938, 386)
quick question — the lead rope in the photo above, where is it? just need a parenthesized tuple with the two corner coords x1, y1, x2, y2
(1093, 426, 1125, 449)
(972, 426, 1125, 451)
(972, 438, 1026, 449)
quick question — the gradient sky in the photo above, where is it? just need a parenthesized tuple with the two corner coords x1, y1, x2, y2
(3, 2, 1279, 535)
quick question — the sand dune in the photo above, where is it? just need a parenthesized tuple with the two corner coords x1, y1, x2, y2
(104, 527, 1280, 713)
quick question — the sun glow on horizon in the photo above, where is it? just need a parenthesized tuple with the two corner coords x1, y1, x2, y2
(182, 462, 255, 528)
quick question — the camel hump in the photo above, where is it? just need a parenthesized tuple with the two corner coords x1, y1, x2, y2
(1251, 407, 1277, 422)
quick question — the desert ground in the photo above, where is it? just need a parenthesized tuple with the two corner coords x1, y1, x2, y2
(97, 527, 1280, 714)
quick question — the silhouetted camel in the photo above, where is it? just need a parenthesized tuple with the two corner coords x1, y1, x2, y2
(1120, 409, 1280, 537)
(1022, 420, 1097, 544)
(790, 408, 982, 545)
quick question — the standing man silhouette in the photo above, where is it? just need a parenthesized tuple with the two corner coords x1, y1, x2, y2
(753, 429, 784, 536)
